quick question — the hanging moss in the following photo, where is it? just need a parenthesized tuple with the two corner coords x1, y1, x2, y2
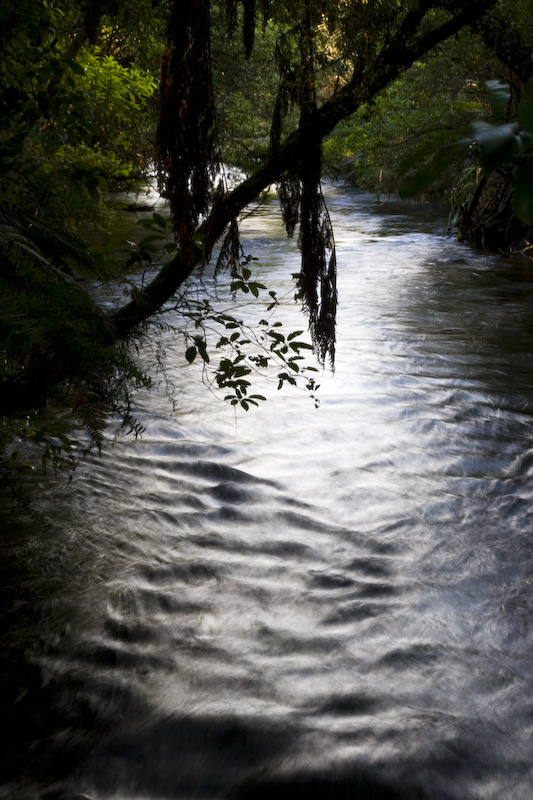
(156, 0, 220, 258)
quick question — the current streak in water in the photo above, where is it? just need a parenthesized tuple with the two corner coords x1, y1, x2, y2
(1, 187, 533, 800)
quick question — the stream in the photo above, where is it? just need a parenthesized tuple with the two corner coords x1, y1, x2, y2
(1, 186, 533, 799)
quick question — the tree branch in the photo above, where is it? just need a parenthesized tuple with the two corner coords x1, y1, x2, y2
(108, 0, 499, 340)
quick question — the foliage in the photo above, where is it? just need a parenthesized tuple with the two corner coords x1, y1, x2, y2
(320, 0, 533, 252)
(123, 213, 321, 411)
(0, 208, 151, 503)
(70, 45, 156, 169)
(323, 29, 495, 197)
(0, 0, 164, 501)
(0, 0, 159, 229)
(396, 72, 533, 248)
(210, 5, 286, 174)
(467, 79, 533, 226)
(1, 0, 509, 504)
(179, 272, 321, 410)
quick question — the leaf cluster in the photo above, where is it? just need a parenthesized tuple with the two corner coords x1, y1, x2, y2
(120, 217, 321, 411)
(180, 267, 320, 410)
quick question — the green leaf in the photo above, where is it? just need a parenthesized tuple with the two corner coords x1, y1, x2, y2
(471, 121, 521, 173)
(66, 58, 85, 76)
(139, 234, 163, 252)
(152, 212, 167, 228)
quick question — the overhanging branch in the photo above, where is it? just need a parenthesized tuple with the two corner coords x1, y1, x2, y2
(108, 0, 499, 341)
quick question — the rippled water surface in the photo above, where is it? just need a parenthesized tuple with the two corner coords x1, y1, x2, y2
(2, 188, 533, 799)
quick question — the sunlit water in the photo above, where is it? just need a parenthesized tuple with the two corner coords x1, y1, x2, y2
(2, 187, 533, 799)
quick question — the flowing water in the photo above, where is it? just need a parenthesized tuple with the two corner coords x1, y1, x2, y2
(2, 187, 533, 800)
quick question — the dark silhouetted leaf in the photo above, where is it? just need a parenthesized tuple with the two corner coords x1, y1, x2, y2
(185, 346, 197, 364)
(513, 164, 533, 225)
(518, 78, 533, 133)
(471, 121, 521, 173)
(486, 79, 511, 122)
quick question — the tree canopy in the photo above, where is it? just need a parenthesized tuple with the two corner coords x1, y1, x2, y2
(4, 0, 533, 498)
(111, 0, 502, 347)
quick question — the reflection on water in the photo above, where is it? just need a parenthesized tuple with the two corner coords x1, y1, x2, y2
(2, 188, 533, 799)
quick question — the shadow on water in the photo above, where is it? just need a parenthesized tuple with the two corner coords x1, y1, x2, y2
(0, 487, 412, 800)
(225, 771, 406, 800)
(0, 644, 406, 799)
(3, 190, 533, 800)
